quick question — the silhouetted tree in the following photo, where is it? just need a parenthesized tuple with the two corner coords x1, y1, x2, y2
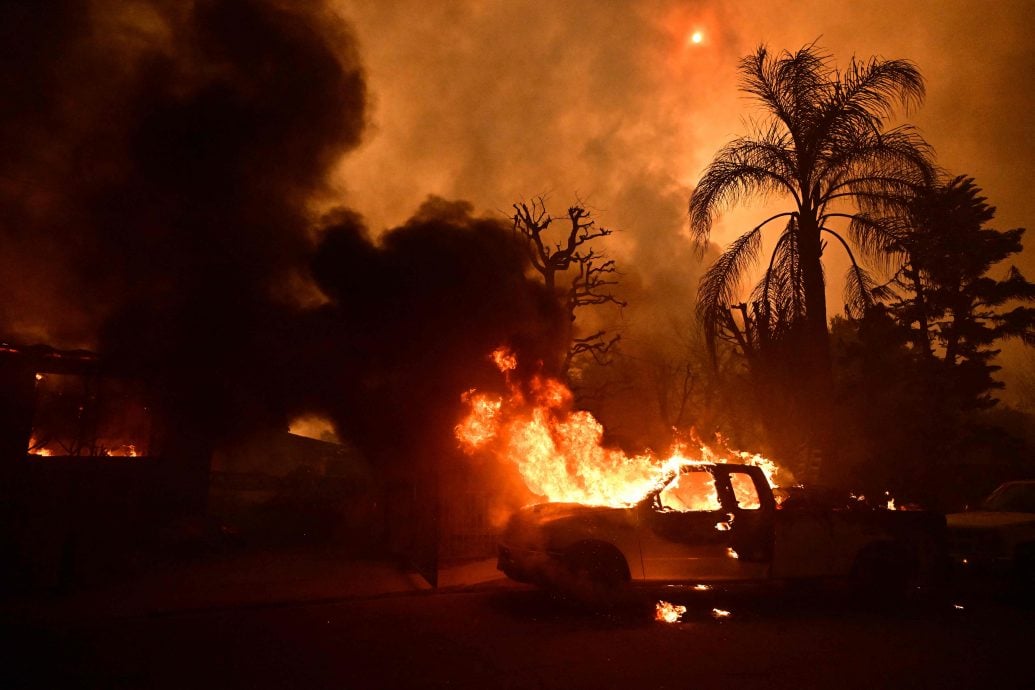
(690, 44, 933, 368)
(826, 178, 1035, 506)
(889, 175, 1035, 408)
(512, 198, 625, 376)
(688, 43, 935, 475)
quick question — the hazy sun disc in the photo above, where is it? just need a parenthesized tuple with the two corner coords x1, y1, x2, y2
(690, 30, 703, 44)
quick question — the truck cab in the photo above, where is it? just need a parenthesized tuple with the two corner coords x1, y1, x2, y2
(635, 463, 773, 582)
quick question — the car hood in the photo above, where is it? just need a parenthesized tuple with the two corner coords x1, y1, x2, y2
(514, 501, 635, 526)
(946, 511, 1035, 529)
(502, 501, 636, 547)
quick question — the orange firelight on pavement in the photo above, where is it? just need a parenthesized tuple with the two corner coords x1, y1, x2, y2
(655, 600, 687, 623)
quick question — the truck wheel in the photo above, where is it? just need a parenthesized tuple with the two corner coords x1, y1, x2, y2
(851, 542, 916, 599)
(1012, 543, 1035, 604)
(560, 542, 630, 608)
(1015, 543, 1035, 581)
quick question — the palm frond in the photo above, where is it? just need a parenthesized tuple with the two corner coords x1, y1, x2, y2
(823, 56, 925, 139)
(842, 263, 892, 318)
(689, 134, 798, 243)
(776, 43, 829, 125)
(750, 219, 808, 333)
(818, 125, 936, 194)
(834, 212, 909, 272)
(696, 224, 765, 326)
(819, 226, 891, 317)
(739, 43, 829, 135)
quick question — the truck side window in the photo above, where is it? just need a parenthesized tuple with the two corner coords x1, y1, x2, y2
(658, 470, 721, 512)
(728, 471, 761, 510)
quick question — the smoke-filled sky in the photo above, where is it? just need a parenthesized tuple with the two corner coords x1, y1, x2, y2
(2, 0, 1033, 432)
(331, 0, 1035, 362)
(336, 0, 1035, 252)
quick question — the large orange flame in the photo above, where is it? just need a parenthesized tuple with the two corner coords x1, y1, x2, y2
(455, 346, 784, 507)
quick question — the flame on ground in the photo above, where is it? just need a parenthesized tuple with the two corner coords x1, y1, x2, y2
(27, 436, 53, 457)
(103, 444, 139, 457)
(455, 346, 785, 507)
(655, 600, 687, 623)
(28, 435, 139, 458)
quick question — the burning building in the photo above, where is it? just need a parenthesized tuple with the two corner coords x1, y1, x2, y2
(0, 342, 198, 587)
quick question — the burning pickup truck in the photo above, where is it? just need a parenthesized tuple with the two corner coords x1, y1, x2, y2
(498, 462, 944, 595)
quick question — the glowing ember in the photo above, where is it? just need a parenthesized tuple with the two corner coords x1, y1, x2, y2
(693, 584, 711, 591)
(456, 346, 786, 507)
(655, 600, 687, 623)
(710, 608, 732, 620)
(726, 547, 739, 559)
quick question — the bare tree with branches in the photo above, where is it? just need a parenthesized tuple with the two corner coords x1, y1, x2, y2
(512, 198, 625, 376)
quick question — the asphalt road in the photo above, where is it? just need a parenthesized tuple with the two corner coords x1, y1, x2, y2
(4, 583, 1033, 689)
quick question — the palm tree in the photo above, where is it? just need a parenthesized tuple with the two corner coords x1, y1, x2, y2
(689, 43, 936, 379)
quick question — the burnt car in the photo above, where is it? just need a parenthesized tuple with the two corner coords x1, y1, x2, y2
(498, 462, 944, 596)
(947, 480, 1035, 583)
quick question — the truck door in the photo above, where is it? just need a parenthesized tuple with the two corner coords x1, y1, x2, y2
(639, 466, 761, 581)
(714, 465, 775, 577)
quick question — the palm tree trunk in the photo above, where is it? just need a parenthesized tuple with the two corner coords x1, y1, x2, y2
(796, 212, 834, 481)
(797, 213, 831, 378)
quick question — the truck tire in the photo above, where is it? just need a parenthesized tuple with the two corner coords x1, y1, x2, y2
(1012, 542, 1035, 603)
(559, 541, 630, 607)
(1015, 543, 1035, 580)
(851, 541, 916, 598)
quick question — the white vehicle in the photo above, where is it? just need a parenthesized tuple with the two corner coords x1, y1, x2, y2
(947, 480, 1035, 582)
(498, 463, 944, 595)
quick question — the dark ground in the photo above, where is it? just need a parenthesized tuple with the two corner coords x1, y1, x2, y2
(3, 578, 1033, 690)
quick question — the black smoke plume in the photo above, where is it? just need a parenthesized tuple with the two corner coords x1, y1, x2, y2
(301, 197, 564, 468)
(0, 1, 564, 468)
(0, 0, 364, 442)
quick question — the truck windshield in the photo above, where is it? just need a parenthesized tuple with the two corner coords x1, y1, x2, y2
(658, 470, 721, 512)
(982, 483, 1035, 513)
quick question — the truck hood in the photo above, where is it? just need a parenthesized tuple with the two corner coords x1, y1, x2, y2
(502, 501, 637, 551)
(946, 511, 1035, 529)
(520, 501, 631, 523)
